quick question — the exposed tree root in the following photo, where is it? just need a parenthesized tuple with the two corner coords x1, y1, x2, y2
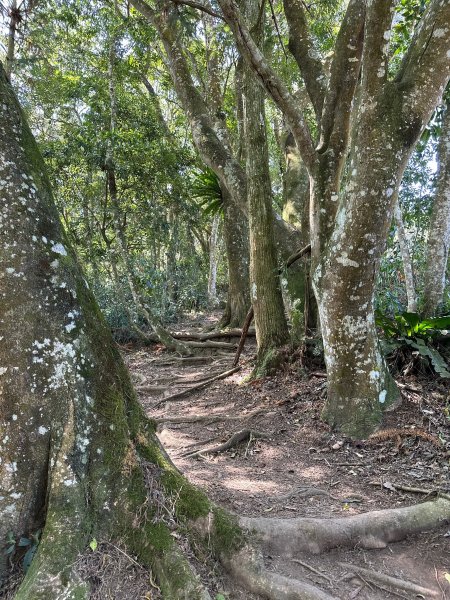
(337, 562, 439, 597)
(267, 487, 339, 503)
(224, 547, 336, 600)
(369, 480, 450, 501)
(184, 340, 237, 350)
(291, 559, 332, 584)
(240, 498, 450, 555)
(180, 429, 265, 458)
(152, 367, 241, 408)
(170, 328, 256, 341)
(155, 407, 269, 425)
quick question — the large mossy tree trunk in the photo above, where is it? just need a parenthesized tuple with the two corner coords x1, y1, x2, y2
(0, 63, 215, 599)
(241, 0, 290, 372)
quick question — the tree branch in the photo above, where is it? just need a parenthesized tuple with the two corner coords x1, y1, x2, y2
(170, 0, 223, 19)
(282, 0, 326, 120)
(317, 0, 365, 155)
(360, 0, 395, 98)
(394, 0, 450, 126)
(217, 0, 318, 174)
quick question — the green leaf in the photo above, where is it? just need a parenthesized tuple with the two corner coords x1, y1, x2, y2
(18, 537, 31, 547)
(89, 538, 98, 551)
(400, 311, 421, 334)
(416, 315, 450, 333)
(22, 545, 38, 573)
(405, 339, 450, 378)
(215, 595, 227, 600)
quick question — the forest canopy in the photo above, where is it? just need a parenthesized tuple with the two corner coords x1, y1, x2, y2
(0, 0, 449, 598)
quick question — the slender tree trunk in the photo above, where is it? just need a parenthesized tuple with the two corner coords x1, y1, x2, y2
(423, 101, 450, 316)
(394, 201, 417, 313)
(220, 189, 250, 327)
(241, 0, 289, 370)
(281, 131, 316, 332)
(5, 0, 18, 79)
(207, 214, 220, 307)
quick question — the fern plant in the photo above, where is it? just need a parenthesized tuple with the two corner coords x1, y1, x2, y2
(375, 311, 450, 378)
(191, 168, 224, 217)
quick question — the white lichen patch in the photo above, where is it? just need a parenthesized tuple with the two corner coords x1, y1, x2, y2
(51, 243, 67, 256)
(336, 252, 359, 268)
(379, 389, 387, 404)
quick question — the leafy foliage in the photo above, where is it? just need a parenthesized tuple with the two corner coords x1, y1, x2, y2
(192, 168, 223, 217)
(376, 311, 450, 378)
(4, 530, 41, 572)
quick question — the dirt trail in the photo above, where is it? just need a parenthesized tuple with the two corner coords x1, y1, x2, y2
(123, 316, 450, 599)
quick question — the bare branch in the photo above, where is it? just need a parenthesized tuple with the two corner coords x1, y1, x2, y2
(282, 0, 326, 119)
(217, 0, 318, 173)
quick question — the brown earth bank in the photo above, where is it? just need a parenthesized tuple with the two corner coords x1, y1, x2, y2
(122, 312, 450, 600)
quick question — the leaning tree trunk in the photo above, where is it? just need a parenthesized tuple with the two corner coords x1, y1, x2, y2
(241, 0, 289, 372)
(423, 100, 450, 316)
(2, 62, 450, 600)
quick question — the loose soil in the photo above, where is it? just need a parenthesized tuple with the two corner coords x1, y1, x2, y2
(123, 313, 450, 600)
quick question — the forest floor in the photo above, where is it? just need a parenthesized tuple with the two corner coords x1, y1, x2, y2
(122, 312, 450, 600)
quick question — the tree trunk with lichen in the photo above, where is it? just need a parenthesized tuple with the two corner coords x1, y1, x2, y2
(217, 0, 450, 437)
(281, 131, 316, 332)
(2, 62, 450, 600)
(423, 100, 450, 317)
(220, 189, 250, 328)
(394, 201, 417, 313)
(241, 0, 289, 373)
(0, 63, 210, 599)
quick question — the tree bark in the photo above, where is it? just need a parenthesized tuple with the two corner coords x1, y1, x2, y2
(207, 214, 220, 307)
(423, 101, 450, 316)
(282, 131, 316, 332)
(220, 189, 250, 328)
(217, 0, 450, 436)
(394, 201, 417, 313)
(5, 0, 18, 79)
(241, 0, 289, 371)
